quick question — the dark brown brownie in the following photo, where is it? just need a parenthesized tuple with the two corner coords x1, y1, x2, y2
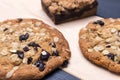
(41, 0, 98, 24)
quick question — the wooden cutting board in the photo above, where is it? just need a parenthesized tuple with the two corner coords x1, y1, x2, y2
(0, 0, 120, 80)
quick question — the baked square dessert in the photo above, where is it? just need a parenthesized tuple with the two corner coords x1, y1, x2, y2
(0, 18, 71, 80)
(79, 18, 120, 73)
(41, 0, 98, 24)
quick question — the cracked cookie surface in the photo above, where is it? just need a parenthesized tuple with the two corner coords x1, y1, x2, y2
(0, 18, 71, 80)
(79, 18, 120, 73)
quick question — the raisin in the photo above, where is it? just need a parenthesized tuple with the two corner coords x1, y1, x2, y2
(107, 53, 115, 61)
(16, 50, 24, 59)
(3, 28, 8, 32)
(118, 61, 120, 64)
(52, 50, 59, 56)
(28, 42, 40, 51)
(50, 42, 56, 48)
(35, 60, 45, 71)
(28, 42, 40, 47)
(93, 20, 104, 26)
(19, 33, 29, 41)
(23, 46, 29, 52)
(39, 62, 45, 71)
(40, 50, 50, 61)
(18, 18, 23, 23)
(34, 47, 38, 51)
(106, 45, 111, 48)
(27, 57, 33, 64)
(62, 60, 69, 67)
